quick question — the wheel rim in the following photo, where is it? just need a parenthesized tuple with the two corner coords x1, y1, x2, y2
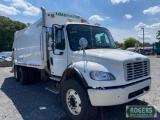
(66, 89, 82, 115)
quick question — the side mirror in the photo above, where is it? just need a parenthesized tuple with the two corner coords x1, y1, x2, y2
(79, 38, 88, 48)
(51, 24, 64, 55)
(51, 25, 54, 40)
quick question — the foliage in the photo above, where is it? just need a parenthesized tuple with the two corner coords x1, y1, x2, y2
(26, 23, 31, 27)
(114, 41, 124, 49)
(123, 37, 140, 49)
(115, 39, 151, 49)
(0, 16, 27, 52)
(144, 42, 152, 47)
(156, 30, 160, 41)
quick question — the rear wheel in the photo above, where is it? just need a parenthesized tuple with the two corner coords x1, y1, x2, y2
(61, 79, 97, 120)
(27, 68, 34, 83)
(19, 67, 28, 85)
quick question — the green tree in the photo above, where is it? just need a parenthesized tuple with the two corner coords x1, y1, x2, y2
(144, 42, 151, 47)
(0, 16, 27, 52)
(114, 41, 124, 49)
(123, 37, 141, 49)
(156, 30, 160, 41)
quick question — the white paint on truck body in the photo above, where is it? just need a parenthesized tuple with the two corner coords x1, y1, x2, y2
(45, 12, 84, 26)
(70, 49, 150, 87)
(14, 18, 43, 69)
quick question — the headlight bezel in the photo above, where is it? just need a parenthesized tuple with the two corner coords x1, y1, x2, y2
(90, 71, 116, 81)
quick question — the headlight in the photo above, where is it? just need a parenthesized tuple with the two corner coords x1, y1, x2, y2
(90, 71, 116, 81)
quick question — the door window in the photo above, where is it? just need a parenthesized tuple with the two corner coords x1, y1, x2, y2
(55, 29, 65, 50)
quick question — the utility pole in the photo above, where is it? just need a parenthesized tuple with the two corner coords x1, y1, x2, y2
(141, 27, 144, 54)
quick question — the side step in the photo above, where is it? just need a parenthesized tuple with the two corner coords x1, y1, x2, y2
(45, 82, 60, 95)
(45, 86, 60, 94)
(49, 76, 61, 81)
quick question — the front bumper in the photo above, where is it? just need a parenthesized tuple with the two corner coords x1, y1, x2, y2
(87, 79, 151, 106)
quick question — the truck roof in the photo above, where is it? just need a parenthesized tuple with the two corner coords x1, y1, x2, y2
(65, 22, 102, 27)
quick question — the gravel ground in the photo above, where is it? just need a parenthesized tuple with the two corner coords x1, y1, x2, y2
(0, 55, 160, 120)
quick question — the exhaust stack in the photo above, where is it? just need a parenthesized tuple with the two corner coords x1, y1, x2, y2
(41, 6, 46, 27)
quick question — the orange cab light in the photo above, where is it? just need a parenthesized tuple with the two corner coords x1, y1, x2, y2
(51, 14, 54, 18)
(81, 19, 86, 23)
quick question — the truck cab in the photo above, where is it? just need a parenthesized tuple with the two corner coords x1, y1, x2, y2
(49, 21, 151, 102)
(46, 12, 151, 119)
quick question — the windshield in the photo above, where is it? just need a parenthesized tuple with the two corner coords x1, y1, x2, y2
(67, 24, 116, 51)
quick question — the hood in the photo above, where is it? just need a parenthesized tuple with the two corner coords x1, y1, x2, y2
(72, 49, 148, 62)
(71, 49, 150, 87)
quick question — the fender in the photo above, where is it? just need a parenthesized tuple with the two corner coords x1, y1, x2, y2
(61, 67, 89, 87)
(63, 61, 117, 88)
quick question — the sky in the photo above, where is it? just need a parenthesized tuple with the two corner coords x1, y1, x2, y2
(0, 0, 160, 43)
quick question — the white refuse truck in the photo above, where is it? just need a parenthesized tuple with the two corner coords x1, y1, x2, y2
(13, 7, 151, 120)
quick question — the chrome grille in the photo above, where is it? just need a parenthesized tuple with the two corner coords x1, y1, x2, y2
(125, 61, 149, 81)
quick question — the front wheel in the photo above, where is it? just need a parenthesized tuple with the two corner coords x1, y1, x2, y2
(61, 79, 97, 120)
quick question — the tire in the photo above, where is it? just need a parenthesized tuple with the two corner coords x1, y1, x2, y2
(27, 68, 34, 83)
(61, 79, 97, 120)
(14, 66, 19, 82)
(19, 67, 28, 85)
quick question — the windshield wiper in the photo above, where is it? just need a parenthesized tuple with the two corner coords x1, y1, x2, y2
(93, 46, 111, 48)
(85, 46, 93, 49)
(101, 46, 111, 48)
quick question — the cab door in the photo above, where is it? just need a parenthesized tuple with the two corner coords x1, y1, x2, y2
(49, 25, 67, 76)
